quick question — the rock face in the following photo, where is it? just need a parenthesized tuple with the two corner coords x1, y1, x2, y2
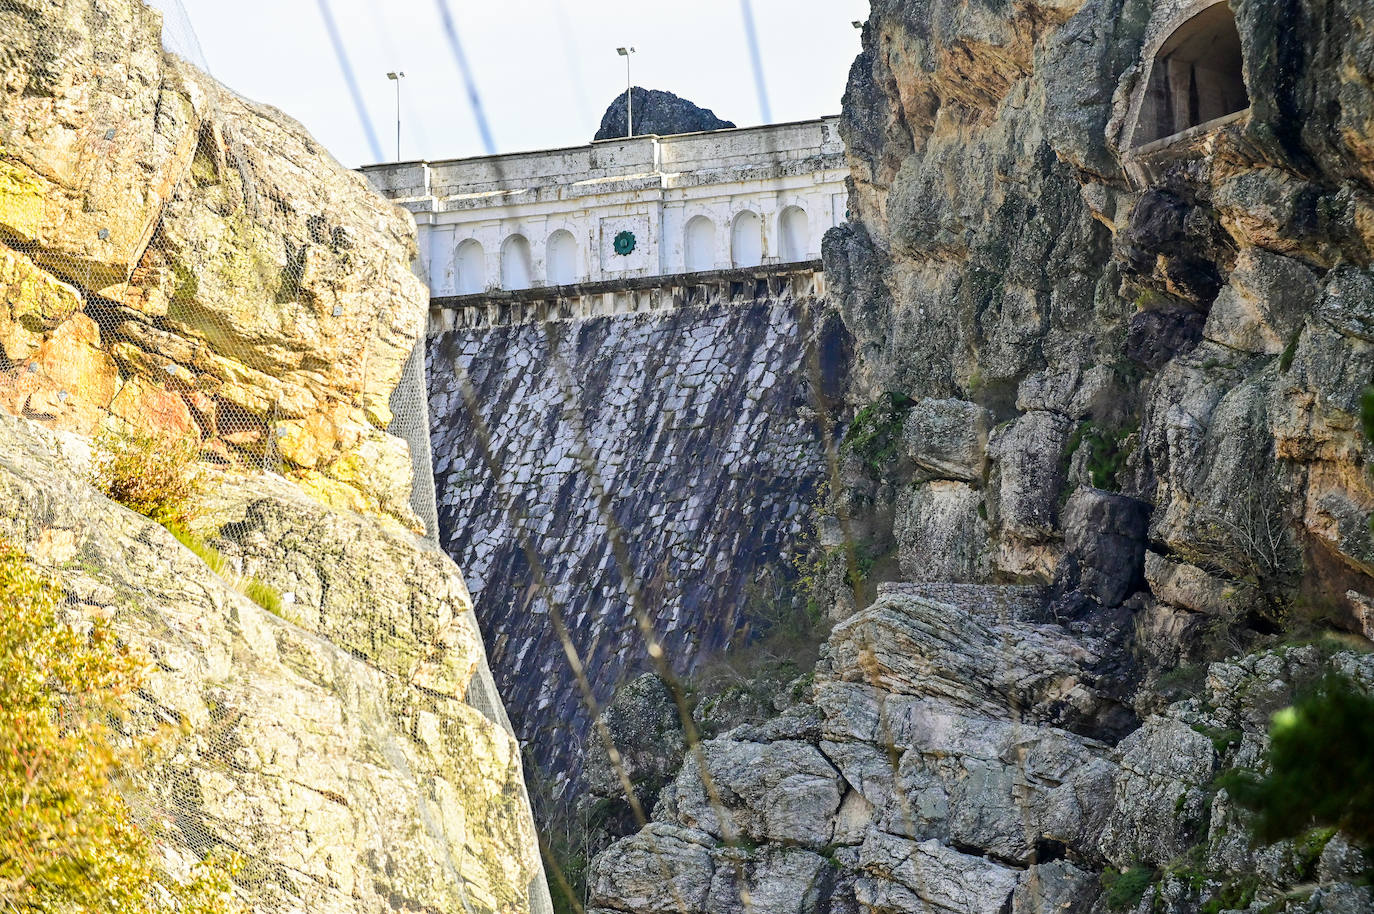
(0, 411, 541, 913)
(594, 88, 735, 140)
(827, 0, 1374, 634)
(0, 0, 427, 528)
(427, 299, 842, 784)
(589, 0, 1374, 912)
(0, 2, 542, 910)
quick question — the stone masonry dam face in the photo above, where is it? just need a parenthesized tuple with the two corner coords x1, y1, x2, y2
(426, 295, 840, 782)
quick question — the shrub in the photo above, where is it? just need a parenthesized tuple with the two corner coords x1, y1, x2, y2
(1222, 674, 1374, 844)
(1065, 421, 1135, 492)
(1361, 384, 1374, 444)
(843, 392, 914, 475)
(94, 436, 291, 623)
(0, 539, 244, 912)
(166, 521, 229, 577)
(1101, 866, 1157, 910)
(92, 427, 201, 526)
(243, 576, 288, 620)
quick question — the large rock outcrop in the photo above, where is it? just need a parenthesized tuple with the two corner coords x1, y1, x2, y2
(0, 0, 427, 527)
(594, 88, 735, 141)
(0, 411, 541, 913)
(588, 1, 1374, 912)
(0, 1, 543, 911)
(826, 0, 1374, 636)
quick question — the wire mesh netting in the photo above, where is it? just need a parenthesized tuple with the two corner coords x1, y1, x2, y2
(0, 0, 551, 911)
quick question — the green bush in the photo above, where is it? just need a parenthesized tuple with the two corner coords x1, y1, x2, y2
(1361, 384, 1374, 444)
(92, 426, 201, 526)
(843, 392, 914, 475)
(1222, 674, 1374, 844)
(1065, 421, 1136, 492)
(1101, 866, 1156, 910)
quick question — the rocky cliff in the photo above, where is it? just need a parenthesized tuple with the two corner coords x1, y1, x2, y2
(593, 88, 735, 140)
(588, 1, 1374, 912)
(0, 1, 541, 910)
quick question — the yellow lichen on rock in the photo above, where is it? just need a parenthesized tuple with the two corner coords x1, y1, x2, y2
(0, 0, 429, 527)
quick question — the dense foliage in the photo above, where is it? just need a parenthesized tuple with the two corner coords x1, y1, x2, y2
(1224, 674, 1374, 844)
(91, 428, 201, 527)
(0, 539, 243, 912)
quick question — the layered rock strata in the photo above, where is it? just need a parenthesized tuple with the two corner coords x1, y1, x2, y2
(590, 586, 1372, 914)
(589, 0, 1374, 911)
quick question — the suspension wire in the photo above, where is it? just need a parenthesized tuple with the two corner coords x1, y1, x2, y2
(434, 0, 498, 156)
(738, 0, 773, 124)
(315, 0, 385, 163)
(346, 5, 832, 911)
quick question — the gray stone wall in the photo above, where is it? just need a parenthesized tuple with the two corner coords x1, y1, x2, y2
(427, 297, 840, 781)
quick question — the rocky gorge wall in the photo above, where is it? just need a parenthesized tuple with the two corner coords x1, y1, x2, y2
(0, 1, 543, 910)
(587, 1, 1374, 913)
(427, 296, 844, 784)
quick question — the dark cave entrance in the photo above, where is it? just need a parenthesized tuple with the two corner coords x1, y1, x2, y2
(1134, 2, 1250, 148)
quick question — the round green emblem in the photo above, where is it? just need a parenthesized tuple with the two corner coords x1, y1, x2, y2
(613, 230, 636, 256)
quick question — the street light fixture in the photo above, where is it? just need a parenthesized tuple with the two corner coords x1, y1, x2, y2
(387, 71, 405, 160)
(852, 20, 863, 28)
(616, 47, 636, 137)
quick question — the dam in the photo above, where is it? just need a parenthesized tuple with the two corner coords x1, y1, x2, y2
(363, 117, 849, 782)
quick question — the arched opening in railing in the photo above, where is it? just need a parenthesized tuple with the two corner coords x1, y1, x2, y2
(731, 210, 762, 268)
(778, 206, 809, 262)
(456, 238, 485, 294)
(546, 230, 578, 285)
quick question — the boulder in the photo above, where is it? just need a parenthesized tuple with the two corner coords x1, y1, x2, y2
(0, 0, 198, 293)
(584, 673, 688, 809)
(1099, 718, 1216, 869)
(0, 410, 540, 914)
(1057, 487, 1149, 606)
(588, 822, 715, 914)
(823, 586, 1120, 732)
(658, 738, 843, 848)
(893, 480, 990, 583)
(988, 411, 1074, 574)
(704, 846, 832, 914)
(0, 246, 83, 360)
(900, 397, 992, 482)
(856, 833, 1020, 914)
(594, 88, 734, 140)
(1203, 249, 1319, 355)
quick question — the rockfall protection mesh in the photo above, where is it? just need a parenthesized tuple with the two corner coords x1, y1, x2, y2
(0, 0, 550, 911)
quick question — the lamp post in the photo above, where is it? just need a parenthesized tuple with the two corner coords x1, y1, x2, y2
(387, 71, 405, 160)
(616, 47, 636, 137)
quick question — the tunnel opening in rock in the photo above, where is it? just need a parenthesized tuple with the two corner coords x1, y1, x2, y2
(1134, 2, 1249, 148)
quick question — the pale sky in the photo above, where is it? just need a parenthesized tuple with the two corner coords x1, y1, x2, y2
(170, 0, 869, 169)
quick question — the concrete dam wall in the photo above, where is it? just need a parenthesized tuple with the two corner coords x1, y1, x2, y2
(426, 292, 842, 781)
